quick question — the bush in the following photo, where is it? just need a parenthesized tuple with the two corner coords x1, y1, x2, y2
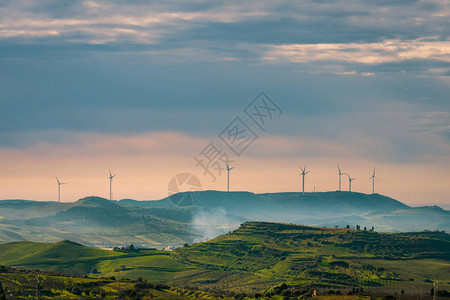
(0, 282, 6, 300)
(329, 261, 349, 268)
(71, 287, 82, 295)
(437, 290, 450, 297)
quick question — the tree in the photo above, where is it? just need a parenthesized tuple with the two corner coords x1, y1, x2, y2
(329, 261, 349, 268)
(72, 287, 82, 295)
(0, 282, 6, 300)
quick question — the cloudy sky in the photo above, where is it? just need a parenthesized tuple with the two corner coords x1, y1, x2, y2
(0, 0, 449, 207)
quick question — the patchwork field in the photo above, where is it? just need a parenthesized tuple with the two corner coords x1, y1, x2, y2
(0, 221, 448, 298)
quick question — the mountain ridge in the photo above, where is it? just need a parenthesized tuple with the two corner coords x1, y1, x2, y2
(0, 191, 448, 248)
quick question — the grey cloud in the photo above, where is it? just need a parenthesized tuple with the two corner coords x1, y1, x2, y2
(0, 0, 448, 166)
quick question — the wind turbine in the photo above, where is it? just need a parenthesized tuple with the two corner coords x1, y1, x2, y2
(337, 165, 345, 191)
(347, 174, 356, 192)
(109, 170, 116, 200)
(55, 176, 67, 203)
(225, 163, 234, 192)
(300, 165, 310, 194)
(369, 167, 377, 194)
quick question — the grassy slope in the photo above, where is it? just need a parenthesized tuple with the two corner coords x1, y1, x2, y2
(0, 222, 448, 294)
(0, 239, 196, 280)
(0, 240, 127, 275)
(0, 267, 234, 299)
(171, 222, 450, 292)
(95, 250, 195, 282)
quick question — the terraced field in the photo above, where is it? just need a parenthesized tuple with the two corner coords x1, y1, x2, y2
(0, 221, 448, 297)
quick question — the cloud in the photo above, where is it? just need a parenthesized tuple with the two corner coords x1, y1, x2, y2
(262, 40, 450, 65)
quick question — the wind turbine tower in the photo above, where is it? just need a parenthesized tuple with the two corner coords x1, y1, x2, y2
(337, 165, 345, 191)
(109, 170, 116, 200)
(347, 174, 356, 192)
(55, 176, 67, 203)
(225, 163, 234, 192)
(300, 165, 310, 194)
(369, 167, 377, 194)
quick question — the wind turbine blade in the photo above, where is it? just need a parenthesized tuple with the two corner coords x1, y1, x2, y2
(337, 165, 341, 173)
(55, 176, 60, 184)
(305, 171, 310, 175)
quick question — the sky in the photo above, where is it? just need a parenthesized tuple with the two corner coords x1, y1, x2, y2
(0, 0, 449, 208)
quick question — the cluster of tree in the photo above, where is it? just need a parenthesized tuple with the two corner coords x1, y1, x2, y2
(0, 282, 5, 300)
(113, 244, 138, 252)
(262, 283, 316, 298)
(351, 225, 375, 231)
(328, 260, 349, 269)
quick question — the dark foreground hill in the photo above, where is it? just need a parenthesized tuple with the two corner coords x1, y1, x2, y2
(0, 191, 448, 247)
(0, 222, 448, 297)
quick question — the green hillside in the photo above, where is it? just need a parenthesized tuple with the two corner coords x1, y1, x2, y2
(0, 240, 126, 275)
(0, 222, 448, 296)
(0, 266, 233, 299)
(171, 222, 450, 292)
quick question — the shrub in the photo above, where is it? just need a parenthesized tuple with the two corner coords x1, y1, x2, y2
(71, 287, 82, 295)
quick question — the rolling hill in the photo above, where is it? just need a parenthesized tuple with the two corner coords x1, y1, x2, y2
(118, 191, 448, 233)
(0, 191, 448, 248)
(0, 222, 448, 296)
